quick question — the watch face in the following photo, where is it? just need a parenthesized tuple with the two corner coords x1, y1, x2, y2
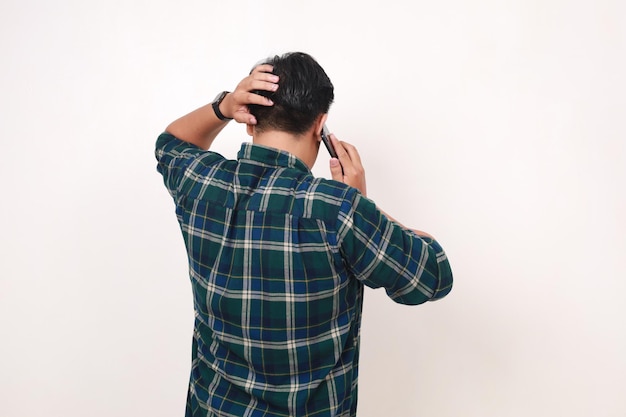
(213, 91, 227, 104)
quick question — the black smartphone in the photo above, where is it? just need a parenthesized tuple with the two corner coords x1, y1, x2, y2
(321, 124, 338, 158)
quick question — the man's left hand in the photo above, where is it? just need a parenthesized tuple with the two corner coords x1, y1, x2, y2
(221, 64, 279, 124)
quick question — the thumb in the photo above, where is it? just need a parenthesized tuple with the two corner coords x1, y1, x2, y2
(233, 107, 257, 125)
(329, 158, 343, 182)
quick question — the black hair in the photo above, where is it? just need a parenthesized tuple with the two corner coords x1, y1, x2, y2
(249, 52, 334, 135)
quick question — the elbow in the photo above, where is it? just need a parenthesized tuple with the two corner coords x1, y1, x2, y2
(387, 278, 453, 306)
(429, 250, 453, 302)
(429, 278, 453, 302)
(387, 248, 454, 305)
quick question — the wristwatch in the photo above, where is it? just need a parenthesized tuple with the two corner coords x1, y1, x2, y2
(211, 91, 232, 121)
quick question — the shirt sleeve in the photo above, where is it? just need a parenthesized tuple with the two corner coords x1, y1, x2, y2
(337, 191, 453, 305)
(155, 132, 222, 201)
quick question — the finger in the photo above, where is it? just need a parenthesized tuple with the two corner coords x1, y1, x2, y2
(246, 79, 279, 93)
(330, 135, 353, 170)
(244, 71, 279, 90)
(329, 158, 343, 182)
(234, 113, 257, 125)
(236, 70, 278, 93)
(252, 71, 279, 83)
(242, 91, 274, 106)
(339, 141, 363, 172)
(236, 79, 277, 97)
(251, 64, 274, 74)
(231, 90, 273, 108)
(232, 107, 257, 125)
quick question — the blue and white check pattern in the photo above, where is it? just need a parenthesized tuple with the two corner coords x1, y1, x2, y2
(156, 133, 453, 416)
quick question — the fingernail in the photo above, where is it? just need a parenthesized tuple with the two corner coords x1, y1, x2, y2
(330, 158, 339, 167)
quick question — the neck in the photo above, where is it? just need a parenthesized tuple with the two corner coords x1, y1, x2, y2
(252, 129, 319, 168)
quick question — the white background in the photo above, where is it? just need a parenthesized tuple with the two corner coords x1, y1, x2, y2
(1, 1, 625, 416)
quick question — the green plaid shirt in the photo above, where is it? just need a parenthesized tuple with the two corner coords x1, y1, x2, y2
(155, 133, 452, 417)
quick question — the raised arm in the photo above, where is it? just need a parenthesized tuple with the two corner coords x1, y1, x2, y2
(165, 64, 279, 150)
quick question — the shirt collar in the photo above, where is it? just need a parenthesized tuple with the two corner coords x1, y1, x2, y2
(237, 143, 311, 173)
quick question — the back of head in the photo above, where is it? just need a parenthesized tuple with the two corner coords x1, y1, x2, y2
(249, 52, 334, 135)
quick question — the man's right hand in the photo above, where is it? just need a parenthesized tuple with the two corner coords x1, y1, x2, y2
(329, 134, 367, 197)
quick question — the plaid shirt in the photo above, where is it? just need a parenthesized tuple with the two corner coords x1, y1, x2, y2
(155, 133, 453, 417)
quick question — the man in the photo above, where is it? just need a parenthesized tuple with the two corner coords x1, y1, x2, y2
(156, 52, 452, 417)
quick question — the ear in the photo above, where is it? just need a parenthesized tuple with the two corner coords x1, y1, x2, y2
(246, 124, 254, 137)
(314, 113, 329, 141)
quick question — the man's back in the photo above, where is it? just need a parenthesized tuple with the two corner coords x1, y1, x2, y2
(157, 133, 451, 416)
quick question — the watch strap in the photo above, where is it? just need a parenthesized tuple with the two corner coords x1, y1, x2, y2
(212, 91, 232, 121)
